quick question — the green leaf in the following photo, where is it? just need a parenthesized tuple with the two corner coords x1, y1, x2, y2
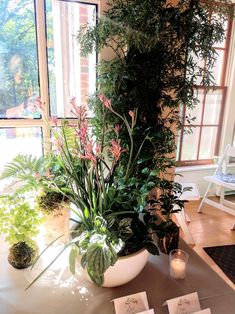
(80, 253, 87, 269)
(84, 207, 90, 219)
(86, 243, 111, 275)
(150, 169, 160, 176)
(87, 268, 104, 286)
(69, 246, 77, 275)
(144, 242, 159, 255)
(118, 217, 133, 241)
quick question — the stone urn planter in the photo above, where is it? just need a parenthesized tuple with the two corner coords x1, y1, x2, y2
(42, 202, 70, 245)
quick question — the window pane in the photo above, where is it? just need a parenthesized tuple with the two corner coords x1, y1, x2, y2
(184, 90, 203, 125)
(203, 90, 222, 125)
(199, 127, 218, 159)
(0, 127, 43, 170)
(46, 0, 97, 118)
(0, 1, 40, 119)
(211, 49, 225, 85)
(181, 127, 200, 160)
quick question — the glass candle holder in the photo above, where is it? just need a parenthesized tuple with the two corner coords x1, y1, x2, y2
(169, 249, 189, 279)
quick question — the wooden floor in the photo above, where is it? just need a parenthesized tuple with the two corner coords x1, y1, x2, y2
(180, 197, 235, 289)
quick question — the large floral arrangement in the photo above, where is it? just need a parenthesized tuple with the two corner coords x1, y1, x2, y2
(31, 95, 161, 286)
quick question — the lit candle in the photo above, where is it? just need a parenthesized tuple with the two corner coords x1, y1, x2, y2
(170, 258, 186, 279)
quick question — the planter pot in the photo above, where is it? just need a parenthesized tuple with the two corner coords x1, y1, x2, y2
(42, 202, 70, 245)
(8, 242, 37, 269)
(81, 248, 149, 288)
(157, 227, 180, 255)
(103, 248, 149, 287)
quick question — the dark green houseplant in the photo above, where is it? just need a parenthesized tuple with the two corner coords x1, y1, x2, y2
(147, 181, 190, 254)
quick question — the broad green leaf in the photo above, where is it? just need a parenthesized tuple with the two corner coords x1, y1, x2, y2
(86, 243, 111, 275)
(87, 268, 104, 286)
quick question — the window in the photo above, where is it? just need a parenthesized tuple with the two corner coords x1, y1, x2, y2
(0, 0, 97, 170)
(176, 16, 233, 166)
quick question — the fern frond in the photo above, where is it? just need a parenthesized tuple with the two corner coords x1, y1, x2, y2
(0, 154, 44, 180)
(0, 154, 45, 193)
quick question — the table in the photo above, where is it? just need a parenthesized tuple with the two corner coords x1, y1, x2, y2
(0, 237, 234, 314)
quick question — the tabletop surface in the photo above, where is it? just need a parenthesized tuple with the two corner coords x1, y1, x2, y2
(0, 236, 234, 314)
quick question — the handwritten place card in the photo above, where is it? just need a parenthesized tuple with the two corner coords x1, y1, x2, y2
(193, 309, 211, 314)
(113, 291, 149, 314)
(137, 309, 155, 314)
(166, 292, 201, 314)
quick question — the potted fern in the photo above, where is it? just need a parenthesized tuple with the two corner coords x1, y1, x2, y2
(0, 195, 42, 269)
(0, 154, 70, 244)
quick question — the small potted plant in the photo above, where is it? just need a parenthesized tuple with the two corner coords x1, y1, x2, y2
(147, 181, 190, 254)
(0, 195, 42, 269)
(0, 154, 70, 244)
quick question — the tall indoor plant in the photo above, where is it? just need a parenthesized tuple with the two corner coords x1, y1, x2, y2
(78, 0, 232, 178)
(27, 0, 232, 288)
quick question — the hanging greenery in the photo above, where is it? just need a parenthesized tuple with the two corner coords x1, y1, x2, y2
(77, 0, 233, 177)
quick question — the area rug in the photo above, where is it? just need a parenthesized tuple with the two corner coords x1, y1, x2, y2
(203, 245, 235, 284)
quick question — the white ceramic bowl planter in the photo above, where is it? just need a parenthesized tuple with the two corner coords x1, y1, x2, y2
(81, 248, 150, 288)
(102, 248, 150, 287)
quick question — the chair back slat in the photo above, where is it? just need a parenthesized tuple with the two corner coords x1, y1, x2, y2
(226, 145, 235, 157)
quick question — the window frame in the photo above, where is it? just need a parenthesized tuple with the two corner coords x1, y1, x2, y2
(0, 0, 98, 158)
(177, 14, 233, 167)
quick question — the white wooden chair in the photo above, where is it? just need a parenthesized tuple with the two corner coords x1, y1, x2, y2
(198, 144, 235, 230)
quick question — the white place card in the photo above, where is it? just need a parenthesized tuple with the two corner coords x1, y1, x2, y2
(113, 291, 149, 314)
(193, 309, 211, 314)
(137, 309, 155, 314)
(166, 292, 201, 314)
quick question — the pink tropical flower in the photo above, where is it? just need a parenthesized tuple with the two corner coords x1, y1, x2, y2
(76, 120, 88, 143)
(129, 110, 135, 120)
(34, 172, 41, 180)
(70, 97, 87, 120)
(51, 116, 58, 126)
(35, 97, 45, 111)
(70, 97, 76, 107)
(110, 139, 126, 161)
(98, 94, 112, 109)
(81, 141, 97, 164)
(45, 170, 52, 179)
(114, 124, 121, 134)
(95, 144, 101, 155)
(53, 137, 63, 152)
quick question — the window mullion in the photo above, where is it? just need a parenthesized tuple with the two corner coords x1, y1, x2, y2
(35, 0, 50, 154)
